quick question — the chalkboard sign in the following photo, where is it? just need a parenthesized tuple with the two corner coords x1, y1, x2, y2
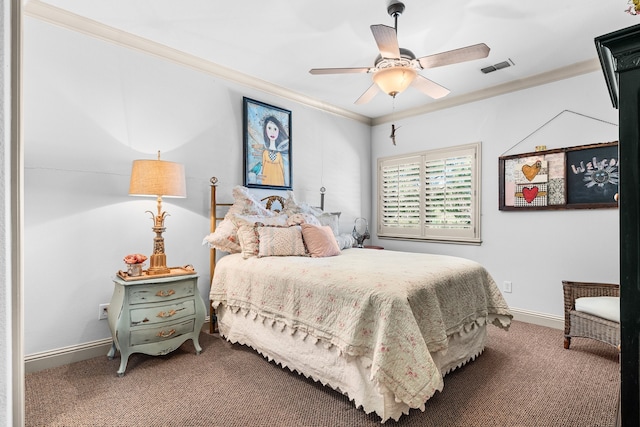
(499, 141, 618, 211)
(566, 144, 619, 205)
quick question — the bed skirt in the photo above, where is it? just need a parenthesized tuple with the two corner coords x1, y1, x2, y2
(216, 305, 489, 422)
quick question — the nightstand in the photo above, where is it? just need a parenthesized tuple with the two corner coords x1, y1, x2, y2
(107, 274, 206, 376)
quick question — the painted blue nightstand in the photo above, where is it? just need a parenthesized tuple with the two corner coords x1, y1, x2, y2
(107, 273, 205, 376)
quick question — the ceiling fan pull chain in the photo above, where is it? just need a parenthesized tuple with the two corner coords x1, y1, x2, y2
(390, 96, 399, 146)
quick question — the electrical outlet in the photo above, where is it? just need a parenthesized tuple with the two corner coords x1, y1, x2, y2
(98, 303, 109, 320)
(503, 281, 512, 293)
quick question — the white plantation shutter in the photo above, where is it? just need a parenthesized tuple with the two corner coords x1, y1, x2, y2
(379, 155, 422, 237)
(378, 143, 481, 243)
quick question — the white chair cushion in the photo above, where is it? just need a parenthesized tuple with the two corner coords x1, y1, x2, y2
(574, 296, 620, 323)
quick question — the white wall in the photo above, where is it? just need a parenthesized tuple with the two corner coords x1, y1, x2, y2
(22, 12, 622, 357)
(22, 18, 371, 355)
(371, 71, 620, 318)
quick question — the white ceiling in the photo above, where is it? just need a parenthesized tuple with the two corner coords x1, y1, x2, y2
(28, 0, 638, 120)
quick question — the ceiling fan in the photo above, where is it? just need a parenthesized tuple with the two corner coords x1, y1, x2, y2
(309, 1, 490, 105)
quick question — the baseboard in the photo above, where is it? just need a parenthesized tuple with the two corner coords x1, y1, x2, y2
(509, 307, 563, 330)
(25, 312, 561, 373)
(25, 317, 215, 373)
(24, 338, 113, 373)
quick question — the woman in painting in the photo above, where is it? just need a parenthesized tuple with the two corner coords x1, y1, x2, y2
(261, 115, 289, 186)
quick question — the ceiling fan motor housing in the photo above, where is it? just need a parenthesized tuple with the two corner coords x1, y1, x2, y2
(374, 48, 419, 70)
(308, 0, 488, 103)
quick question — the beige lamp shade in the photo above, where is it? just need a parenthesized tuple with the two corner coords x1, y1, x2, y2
(129, 159, 187, 198)
(373, 66, 417, 97)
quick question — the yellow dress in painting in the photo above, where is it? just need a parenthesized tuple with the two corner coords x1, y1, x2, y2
(262, 150, 285, 186)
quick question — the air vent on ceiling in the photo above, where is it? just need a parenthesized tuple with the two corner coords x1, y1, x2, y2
(481, 58, 515, 74)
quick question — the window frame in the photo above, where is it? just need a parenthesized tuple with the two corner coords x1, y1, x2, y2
(377, 142, 482, 244)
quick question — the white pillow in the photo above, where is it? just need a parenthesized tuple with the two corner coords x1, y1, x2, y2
(316, 212, 340, 236)
(202, 186, 276, 253)
(283, 191, 323, 216)
(229, 186, 275, 217)
(202, 218, 240, 253)
(234, 213, 289, 228)
(286, 212, 321, 227)
(335, 233, 356, 250)
(574, 296, 620, 323)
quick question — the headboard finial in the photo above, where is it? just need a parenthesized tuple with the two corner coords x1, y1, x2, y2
(210, 177, 218, 186)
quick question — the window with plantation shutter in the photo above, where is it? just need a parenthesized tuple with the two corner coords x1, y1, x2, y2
(379, 155, 422, 237)
(377, 142, 481, 244)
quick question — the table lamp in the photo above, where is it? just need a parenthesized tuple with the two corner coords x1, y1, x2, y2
(129, 151, 186, 275)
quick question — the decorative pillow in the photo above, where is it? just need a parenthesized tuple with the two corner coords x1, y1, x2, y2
(230, 186, 275, 217)
(202, 218, 241, 253)
(286, 212, 321, 227)
(316, 212, 341, 236)
(257, 226, 307, 257)
(335, 233, 356, 250)
(284, 191, 323, 216)
(301, 224, 341, 258)
(234, 213, 289, 228)
(237, 225, 260, 259)
(202, 186, 276, 253)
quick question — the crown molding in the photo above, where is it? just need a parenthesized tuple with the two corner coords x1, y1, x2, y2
(23, 0, 373, 125)
(372, 58, 602, 126)
(24, 0, 602, 128)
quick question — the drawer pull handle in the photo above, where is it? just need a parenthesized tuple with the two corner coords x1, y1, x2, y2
(156, 329, 176, 338)
(157, 309, 177, 319)
(156, 289, 175, 297)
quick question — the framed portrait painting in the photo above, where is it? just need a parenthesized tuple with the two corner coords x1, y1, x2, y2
(243, 97, 292, 190)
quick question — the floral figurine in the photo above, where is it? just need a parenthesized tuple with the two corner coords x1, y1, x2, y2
(124, 253, 147, 276)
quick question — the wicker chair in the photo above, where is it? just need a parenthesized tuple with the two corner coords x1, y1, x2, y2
(562, 280, 620, 349)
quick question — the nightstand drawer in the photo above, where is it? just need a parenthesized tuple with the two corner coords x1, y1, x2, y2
(128, 280, 195, 305)
(129, 318, 195, 347)
(129, 299, 195, 327)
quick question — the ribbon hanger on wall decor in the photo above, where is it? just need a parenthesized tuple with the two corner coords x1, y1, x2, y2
(500, 109, 618, 156)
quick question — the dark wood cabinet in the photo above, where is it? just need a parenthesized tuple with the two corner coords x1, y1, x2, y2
(595, 23, 640, 427)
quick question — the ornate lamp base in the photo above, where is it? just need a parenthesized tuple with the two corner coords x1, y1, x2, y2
(146, 204, 172, 275)
(147, 253, 170, 275)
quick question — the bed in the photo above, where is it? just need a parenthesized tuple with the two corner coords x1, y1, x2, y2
(204, 180, 512, 422)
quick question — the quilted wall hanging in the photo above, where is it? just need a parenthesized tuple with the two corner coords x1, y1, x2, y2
(499, 141, 619, 211)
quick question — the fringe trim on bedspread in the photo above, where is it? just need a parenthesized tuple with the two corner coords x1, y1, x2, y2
(214, 302, 501, 422)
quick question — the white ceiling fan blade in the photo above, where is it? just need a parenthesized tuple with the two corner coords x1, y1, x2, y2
(418, 43, 490, 69)
(370, 24, 400, 59)
(411, 75, 450, 99)
(309, 67, 371, 75)
(354, 83, 380, 105)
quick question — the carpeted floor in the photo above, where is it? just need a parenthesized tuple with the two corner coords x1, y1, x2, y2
(25, 321, 619, 427)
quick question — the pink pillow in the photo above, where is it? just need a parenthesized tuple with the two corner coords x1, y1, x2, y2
(301, 224, 341, 258)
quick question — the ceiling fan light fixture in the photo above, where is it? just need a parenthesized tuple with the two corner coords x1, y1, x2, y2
(373, 66, 417, 97)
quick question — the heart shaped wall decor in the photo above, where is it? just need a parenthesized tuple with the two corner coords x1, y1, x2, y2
(522, 186, 539, 203)
(521, 161, 542, 182)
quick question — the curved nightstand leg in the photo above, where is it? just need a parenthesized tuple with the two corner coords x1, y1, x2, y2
(107, 341, 117, 360)
(194, 339, 203, 355)
(117, 351, 131, 377)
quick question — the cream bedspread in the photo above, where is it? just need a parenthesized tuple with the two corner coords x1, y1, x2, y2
(210, 249, 512, 409)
